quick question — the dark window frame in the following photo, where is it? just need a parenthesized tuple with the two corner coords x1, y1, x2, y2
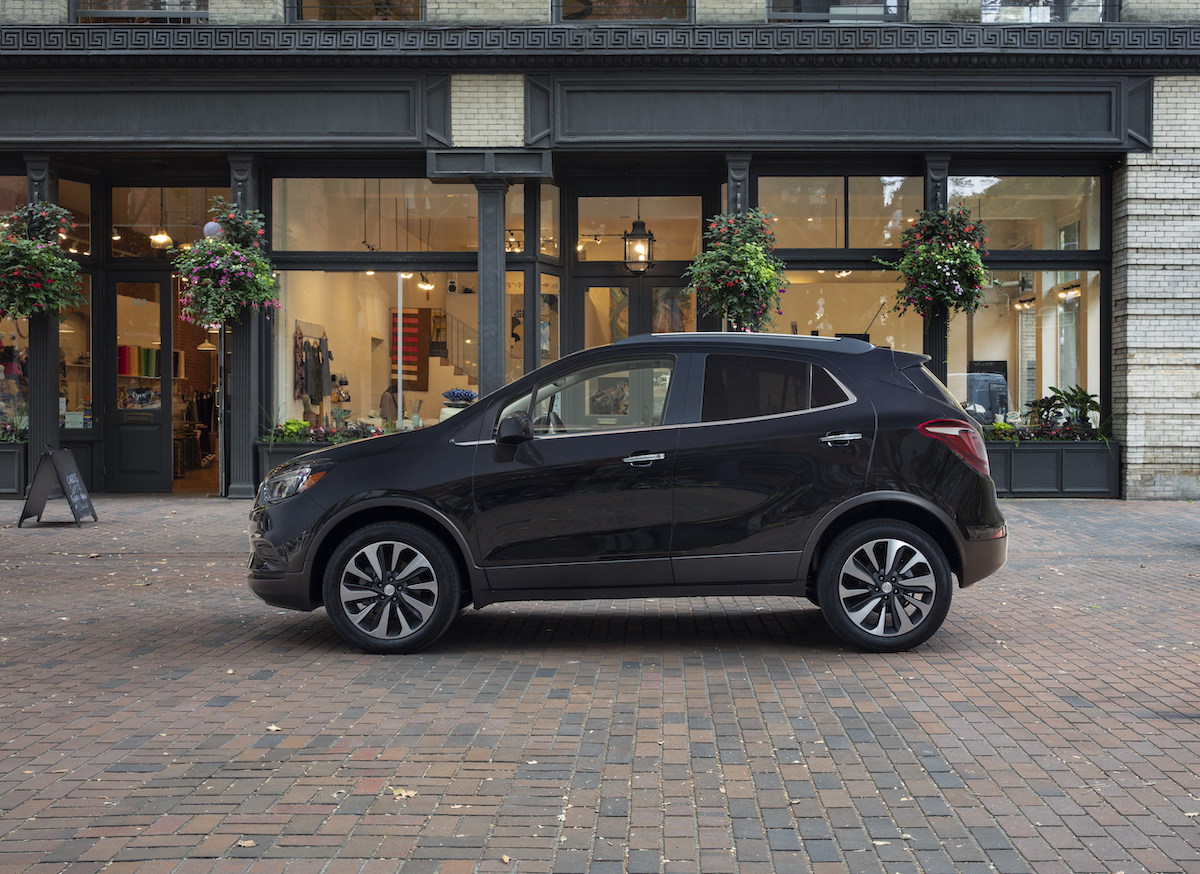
(553, 0, 695, 25)
(766, 0, 909, 23)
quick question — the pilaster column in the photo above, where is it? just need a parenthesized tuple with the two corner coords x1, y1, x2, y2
(224, 153, 264, 498)
(475, 178, 510, 396)
(24, 156, 60, 472)
(726, 153, 752, 214)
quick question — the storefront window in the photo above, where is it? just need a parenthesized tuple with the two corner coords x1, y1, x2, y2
(539, 274, 561, 364)
(0, 316, 29, 431)
(556, 0, 689, 21)
(584, 286, 629, 348)
(760, 176, 923, 249)
(576, 196, 702, 263)
(60, 277, 93, 429)
(276, 270, 481, 432)
(295, 0, 420, 21)
(112, 187, 229, 259)
(767, 269, 924, 352)
(540, 184, 560, 258)
(272, 178, 478, 253)
(60, 180, 92, 257)
(949, 176, 1100, 251)
(0, 177, 24, 212)
(506, 186, 526, 255)
(506, 272, 525, 385)
(651, 286, 696, 334)
(947, 270, 1101, 427)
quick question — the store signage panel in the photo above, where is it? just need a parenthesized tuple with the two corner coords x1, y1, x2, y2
(0, 76, 428, 148)
(545, 75, 1149, 151)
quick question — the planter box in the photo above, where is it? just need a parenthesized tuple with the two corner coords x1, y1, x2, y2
(255, 441, 331, 485)
(986, 440, 1120, 498)
(0, 442, 27, 498)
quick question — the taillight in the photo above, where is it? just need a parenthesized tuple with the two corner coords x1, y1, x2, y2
(918, 419, 991, 476)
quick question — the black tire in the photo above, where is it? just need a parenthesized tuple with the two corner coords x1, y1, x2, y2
(817, 520, 952, 653)
(322, 521, 461, 654)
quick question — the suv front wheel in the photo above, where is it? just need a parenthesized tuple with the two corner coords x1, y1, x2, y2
(818, 520, 952, 652)
(322, 521, 461, 654)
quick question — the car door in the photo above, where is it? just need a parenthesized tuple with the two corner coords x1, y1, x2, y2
(671, 351, 875, 586)
(472, 353, 682, 592)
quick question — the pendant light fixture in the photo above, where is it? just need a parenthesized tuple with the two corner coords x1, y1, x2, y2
(623, 182, 654, 275)
(149, 187, 173, 250)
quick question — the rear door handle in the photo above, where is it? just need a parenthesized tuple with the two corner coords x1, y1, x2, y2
(819, 433, 863, 446)
(623, 452, 665, 467)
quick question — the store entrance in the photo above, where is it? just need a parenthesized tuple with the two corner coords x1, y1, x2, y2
(101, 274, 221, 494)
(577, 276, 696, 350)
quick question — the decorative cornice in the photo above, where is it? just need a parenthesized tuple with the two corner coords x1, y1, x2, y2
(1, 24, 1200, 71)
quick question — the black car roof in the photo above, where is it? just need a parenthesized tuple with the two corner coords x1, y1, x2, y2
(614, 332, 876, 356)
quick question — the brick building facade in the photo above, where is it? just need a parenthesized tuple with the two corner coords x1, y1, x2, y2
(0, 0, 1197, 499)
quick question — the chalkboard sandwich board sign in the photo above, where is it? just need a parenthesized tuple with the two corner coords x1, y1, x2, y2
(18, 447, 98, 528)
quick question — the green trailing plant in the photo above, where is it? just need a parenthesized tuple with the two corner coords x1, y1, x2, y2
(876, 204, 990, 319)
(0, 202, 85, 321)
(683, 208, 788, 332)
(172, 196, 279, 327)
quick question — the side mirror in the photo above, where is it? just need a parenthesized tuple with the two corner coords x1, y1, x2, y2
(496, 411, 534, 445)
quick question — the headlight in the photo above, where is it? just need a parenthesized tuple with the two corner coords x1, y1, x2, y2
(259, 462, 330, 505)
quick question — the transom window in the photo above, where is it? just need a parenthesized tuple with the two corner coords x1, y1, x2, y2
(294, 0, 420, 21)
(75, 0, 208, 23)
(767, 0, 908, 22)
(981, 0, 1117, 23)
(556, 0, 691, 23)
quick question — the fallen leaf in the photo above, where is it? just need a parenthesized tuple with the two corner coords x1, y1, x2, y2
(266, 724, 282, 732)
(502, 856, 512, 863)
(237, 840, 257, 848)
(388, 786, 416, 799)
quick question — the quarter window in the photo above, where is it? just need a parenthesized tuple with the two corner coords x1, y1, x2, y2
(701, 355, 848, 423)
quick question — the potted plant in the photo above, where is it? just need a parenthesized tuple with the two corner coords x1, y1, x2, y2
(982, 385, 1119, 498)
(256, 417, 331, 481)
(683, 207, 788, 332)
(877, 204, 990, 324)
(0, 202, 85, 321)
(172, 196, 279, 327)
(0, 413, 28, 498)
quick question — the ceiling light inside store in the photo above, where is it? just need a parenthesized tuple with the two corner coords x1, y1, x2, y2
(111, 227, 122, 241)
(418, 274, 435, 291)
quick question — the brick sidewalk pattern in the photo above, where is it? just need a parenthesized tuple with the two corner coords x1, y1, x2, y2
(0, 495, 1198, 873)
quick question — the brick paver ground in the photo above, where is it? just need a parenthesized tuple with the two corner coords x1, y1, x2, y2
(0, 495, 1198, 874)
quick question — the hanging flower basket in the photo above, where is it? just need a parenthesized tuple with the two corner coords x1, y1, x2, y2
(683, 207, 788, 333)
(172, 196, 280, 326)
(0, 202, 85, 321)
(876, 204, 990, 319)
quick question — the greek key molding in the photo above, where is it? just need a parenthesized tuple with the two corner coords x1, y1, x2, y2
(2, 25, 1200, 71)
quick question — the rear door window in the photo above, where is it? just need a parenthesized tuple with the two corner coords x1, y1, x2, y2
(701, 354, 849, 423)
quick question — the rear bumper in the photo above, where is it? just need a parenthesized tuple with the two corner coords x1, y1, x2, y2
(958, 529, 1007, 587)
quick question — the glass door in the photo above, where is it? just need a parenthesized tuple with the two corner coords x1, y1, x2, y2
(579, 278, 696, 351)
(103, 275, 174, 492)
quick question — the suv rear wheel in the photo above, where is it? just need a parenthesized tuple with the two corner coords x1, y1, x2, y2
(322, 521, 461, 654)
(818, 520, 952, 652)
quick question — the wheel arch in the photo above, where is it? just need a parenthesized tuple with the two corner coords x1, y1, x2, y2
(305, 499, 482, 609)
(801, 493, 965, 602)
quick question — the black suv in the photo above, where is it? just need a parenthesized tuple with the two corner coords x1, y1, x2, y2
(248, 333, 1006, 654)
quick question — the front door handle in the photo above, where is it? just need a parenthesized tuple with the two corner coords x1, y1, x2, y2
(819, 432, 863, 446)
(623, 452, 665, 467)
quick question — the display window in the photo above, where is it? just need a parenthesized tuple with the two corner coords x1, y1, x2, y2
(759, 176, 924, 249)
(295, 0, 421, 21)
(556, 0, 690, 22)
(60, 277, 93, 429)
(272, 178, 478, 253)
(0, 177, 24, 212)
(112, 186, 229, 259)
(765, 269, 925, 352)
(947, 269, 1102, 428)
(949, 176, 1101, 251)
(275, 270, 494, 431)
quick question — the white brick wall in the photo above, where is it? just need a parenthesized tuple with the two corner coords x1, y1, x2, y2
(1122, 1, 1200, 23)
(427, 0, 547, 24)
(1112, 77, 1200, 499)
(451, 75, 526, 148)
(208, 0, 284, 24)
(0, 0, 67, 24)
(697, 0, 762, 24)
